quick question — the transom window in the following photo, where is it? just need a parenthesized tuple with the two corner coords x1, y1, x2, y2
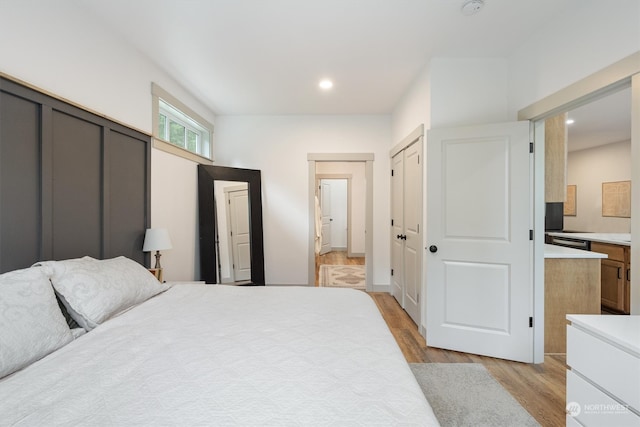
(152, 83, 214, 162)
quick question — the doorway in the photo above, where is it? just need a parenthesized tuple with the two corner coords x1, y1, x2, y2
(314, 175, 365, 287)
(307, 153, 374, 290)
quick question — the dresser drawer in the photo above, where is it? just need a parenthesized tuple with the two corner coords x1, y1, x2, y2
(567, 324, 640, 411)
(567, 370, 640, 427)
(590, 242, 626, 262)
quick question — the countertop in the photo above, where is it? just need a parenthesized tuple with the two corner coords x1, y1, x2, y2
(567, 314, 640, 356)
(547, 232, 631, 246)
(544, 244, 607, 259)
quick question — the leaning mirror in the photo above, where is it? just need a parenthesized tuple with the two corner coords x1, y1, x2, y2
(198, 165, 265, 285)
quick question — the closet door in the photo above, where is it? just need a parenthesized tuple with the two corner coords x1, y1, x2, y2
(390, 138, 423, 326)
(402, 140, 422, 324)
(391, 152, 405, 303)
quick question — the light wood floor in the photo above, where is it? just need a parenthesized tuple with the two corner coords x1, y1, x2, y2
(315, 250, 365, 285)
(370, 292, 566, 427)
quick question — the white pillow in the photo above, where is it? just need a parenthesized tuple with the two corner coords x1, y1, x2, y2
(0, 267, 74, 379)
(39, 256, 169, 331)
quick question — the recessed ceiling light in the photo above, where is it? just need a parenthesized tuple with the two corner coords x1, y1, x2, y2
(319, 79, 333, 90)
(566, 119, 575, 125)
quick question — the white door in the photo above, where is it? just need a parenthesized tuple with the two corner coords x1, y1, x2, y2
(403, 140, 422, 324)
(229, 189, 251, 282)
(426, 121, 533, 363)
(391, 152, 404, 303)
(320, 181, 332, 255)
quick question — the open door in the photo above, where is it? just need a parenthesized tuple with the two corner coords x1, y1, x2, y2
(320, 181, 332, 255)
(227, 188, 251, 282)
(426, 121, 534, 363)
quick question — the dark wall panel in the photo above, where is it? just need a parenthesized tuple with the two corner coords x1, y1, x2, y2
(0, 92, 41, 272)
(51, 111, 102, 260)
(0, 77, 151, 273)
(107, 130, 148, 264)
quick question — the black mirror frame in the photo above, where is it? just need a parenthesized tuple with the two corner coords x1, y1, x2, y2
(198, 165, 265, 285)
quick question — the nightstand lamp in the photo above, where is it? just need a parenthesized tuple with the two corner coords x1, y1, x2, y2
(143, 228, 173, 269)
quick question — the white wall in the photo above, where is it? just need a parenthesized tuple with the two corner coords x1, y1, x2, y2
(392, 63, 431, 144)
(565, 140, 632, 233)
(0, 1, 216, 281)
(508, 0, 640, 115)
(214, 115, 391, 285)
(430, 58, 510, 128)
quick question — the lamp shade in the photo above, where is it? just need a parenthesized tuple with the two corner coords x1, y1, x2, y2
(142, 228, 173, 252)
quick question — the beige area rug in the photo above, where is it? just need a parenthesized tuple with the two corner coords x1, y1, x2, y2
(318, 264, 365, 290)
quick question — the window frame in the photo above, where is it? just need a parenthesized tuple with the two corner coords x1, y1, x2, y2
(151, 83, 214, 164)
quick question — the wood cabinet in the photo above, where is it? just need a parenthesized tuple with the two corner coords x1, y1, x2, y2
(544, 257, 601, 353)
(590, 241, 631, 313)
(544, 113, 567, 203)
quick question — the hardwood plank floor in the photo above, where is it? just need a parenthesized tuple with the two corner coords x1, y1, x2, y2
(370, 292, 566, 427)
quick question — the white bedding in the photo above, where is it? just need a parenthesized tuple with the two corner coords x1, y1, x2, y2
(0, 285, 439, 426)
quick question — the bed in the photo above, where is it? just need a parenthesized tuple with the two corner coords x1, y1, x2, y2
(0, 256, 439, 426)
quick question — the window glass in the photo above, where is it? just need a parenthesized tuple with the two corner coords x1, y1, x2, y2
(158, 114, 167, 140)
(169, 121, 186, 147)
(152, 84, 214, 162)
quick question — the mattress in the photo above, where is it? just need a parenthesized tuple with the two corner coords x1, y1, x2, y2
(0, 285, 439, 426)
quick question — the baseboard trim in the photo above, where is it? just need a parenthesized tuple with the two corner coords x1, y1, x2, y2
(348, 252, 365, 258)
(371, 284, 390, 293)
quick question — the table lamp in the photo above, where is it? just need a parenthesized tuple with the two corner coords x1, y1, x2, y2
(142, 228, 173, 269)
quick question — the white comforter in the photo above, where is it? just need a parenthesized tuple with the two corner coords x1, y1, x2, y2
(0, 285, 439, 426)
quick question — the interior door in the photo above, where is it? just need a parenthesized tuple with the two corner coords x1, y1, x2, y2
(426, 121, 533, 363)
(229, 189, 251, 282)
(391, 152, 404, 303)
(403, 140, 422, 324)
(320, 181, 332, 255)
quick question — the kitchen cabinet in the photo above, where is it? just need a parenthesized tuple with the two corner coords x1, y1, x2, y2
(590, 241, 631, 314)
(544, 244, 605, 353)
(544, 113, 567, 203)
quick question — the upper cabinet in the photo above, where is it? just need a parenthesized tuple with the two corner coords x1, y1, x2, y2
(545, 112, 568, 203)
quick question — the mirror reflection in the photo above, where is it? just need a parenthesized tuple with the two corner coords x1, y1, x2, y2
(214, 181, 251, 284)
(198, 165, 265, 285)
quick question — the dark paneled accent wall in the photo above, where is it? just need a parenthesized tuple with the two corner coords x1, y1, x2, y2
(0, 77, 150, 273)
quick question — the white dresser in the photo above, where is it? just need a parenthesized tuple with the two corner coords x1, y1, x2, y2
(566, 315, 640, 426)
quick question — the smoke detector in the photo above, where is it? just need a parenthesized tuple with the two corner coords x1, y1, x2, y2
(461, 0, 484, 16)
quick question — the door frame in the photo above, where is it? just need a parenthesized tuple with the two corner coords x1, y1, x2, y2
(518, 51, 640, 362)
(223, 183, 249, 283)
(307, 153, 374, 290)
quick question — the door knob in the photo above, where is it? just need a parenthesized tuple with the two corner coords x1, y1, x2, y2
(397, 234, 402, 239)
(429, 245, 438, 253)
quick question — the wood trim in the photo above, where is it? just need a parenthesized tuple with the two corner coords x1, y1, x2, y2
(307, 152, 374, 161)
(517, 51, 640, 121)
(389, 124, 424, 158)
(152, 138, 214, 165)
(0, 71, 151, 137)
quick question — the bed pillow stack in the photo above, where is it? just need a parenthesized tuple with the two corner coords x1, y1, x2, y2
(0, 267, 74, 379)
(37, 256, 170, 331)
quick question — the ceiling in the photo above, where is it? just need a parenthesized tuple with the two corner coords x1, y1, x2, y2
(566, 87, 632, 152)
(76, 0, 629, 151)
(76, 0, 587, 116)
